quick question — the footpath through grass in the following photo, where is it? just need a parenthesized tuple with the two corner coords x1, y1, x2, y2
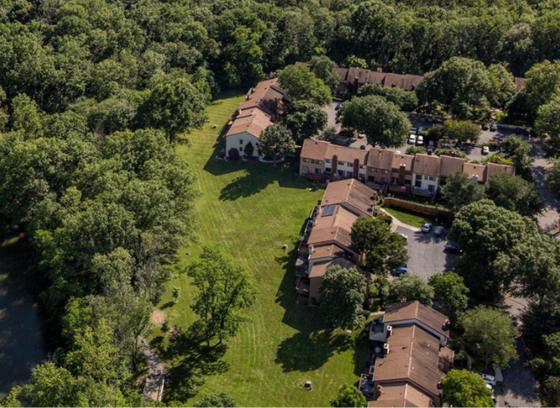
(152, 92, 367, 406)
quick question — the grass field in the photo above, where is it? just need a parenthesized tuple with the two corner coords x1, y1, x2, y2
(382, 206, 428, 227)
(151, 92, 367, 406)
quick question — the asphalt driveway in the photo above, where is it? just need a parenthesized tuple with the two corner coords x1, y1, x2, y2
(395, 225, 456, 281)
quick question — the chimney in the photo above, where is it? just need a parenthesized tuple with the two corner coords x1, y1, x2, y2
(427, 149, 433, 155)
(353, 158, 360, 178)
(332, 155, 338, 175)
(398, 164, 406, 185)
(377, 67, 382, 73)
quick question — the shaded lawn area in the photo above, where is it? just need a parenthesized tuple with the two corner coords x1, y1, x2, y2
(0, 227, 47, 398)
(382, 206, 429, 227)
(152, 92, 368, 406)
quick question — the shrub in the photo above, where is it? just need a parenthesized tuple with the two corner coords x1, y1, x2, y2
(377, 214, 393, 225)
(228, 148, 240, 161)
(406, 146, 427, 155)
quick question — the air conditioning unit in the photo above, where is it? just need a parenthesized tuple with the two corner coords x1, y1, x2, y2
(383, 343, 390, 355)
(387, 325, 393, 337)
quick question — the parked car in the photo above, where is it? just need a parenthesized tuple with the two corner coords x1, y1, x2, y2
(428, 140, 435, 149)
(481, 374, 496, 387)
(444, 243, 461, 253)
(417, 136, 424, 146)
(486, 383, 494, 391)
(482, 123, 490, 130)
(410, 127, 418, 135)
(408, 134, 417, 144)
(335, 103, 343, 111)
(490, 123, 498, 131)
(482, 146, 490, 155)
(360, 145, 366, 150)
(421, 222, 433, 233)
(433, 226, 445, 237)
(391, 266, 408, 277)
(398, 232, 408, 240)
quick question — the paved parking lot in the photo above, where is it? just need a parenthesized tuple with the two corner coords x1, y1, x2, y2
(395, 225, 456, 281)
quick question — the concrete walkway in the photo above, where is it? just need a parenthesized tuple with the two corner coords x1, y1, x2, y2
(379, 208, 421, 232)
(138, 337, 165, 402)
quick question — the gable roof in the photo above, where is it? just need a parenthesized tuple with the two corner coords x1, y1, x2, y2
(413, 154, 441, 177)
(439, 155, 466, 178)
(301, 138, 330, 160)
(374, 325, 443, 400)
(486, 162, 515, 180)
(368, 383, 433, 408)
(367, 148, 394, 170)
(321, 179, 376, 217)
(463, 162, 487, 182)
(309, 257, 356, 278)
(392, 152, 415, 171)
(326, 143, 369, 164)
(384, 301, 450, 339)
(225, 108, 272, 139)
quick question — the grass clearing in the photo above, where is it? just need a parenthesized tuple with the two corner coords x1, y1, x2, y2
(382, 206, 429, 227)
(151, 92, 366, 407)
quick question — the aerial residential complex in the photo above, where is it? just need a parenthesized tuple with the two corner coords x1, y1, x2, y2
(300, 138, 515, 197)
(296, 178, 376, 305)
(224, 78, 290, 159)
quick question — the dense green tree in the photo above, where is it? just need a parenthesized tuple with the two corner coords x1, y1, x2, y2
(257, 124, 296, 162)
(141, 75, 207, 142)
(277, 65, 332, 106)
(523, 61, 560, 119)
(461, 306, 518, 368)
(542, 376, 560, 407)
(340, 95, 410, 148)
(441, 171, 485, 212)
(531, 332, 560, 381)
(487, 64, 516, 108)
(330, 384, 367, 408)
(442, 369, 495, 408)
(308, 55, 340, 91)
(443, 120, 482, 144)
(451, 200, 538, 300)
(536, 96, 560, 157)
(546, 159, 560, 196)
(320, 264, 366, 329)
(11, 93, 43, 137)
(284, 100, 327, 143)
(359, 84, 418, 112)
(428, 272, 469, 318)
(486, 172, 544, 217)
(187, 246, 256, 345)
(500, 135, 533, 179)
(417, 57, 493, 120)
(350, 217, 408, 275)
(388, 274, 434, 306)
(194, 392, 237, 407)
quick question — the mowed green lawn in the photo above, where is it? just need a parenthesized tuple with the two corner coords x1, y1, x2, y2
(154, 93, 367, 406)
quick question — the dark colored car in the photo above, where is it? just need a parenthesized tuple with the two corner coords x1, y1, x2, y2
(391, 267, 408, 276)
(490, 123, 498, 131)
(444, 243, 461, 253)
(482, 123, 489, 130)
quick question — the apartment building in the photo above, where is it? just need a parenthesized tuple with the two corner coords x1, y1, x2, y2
(300, 139, 514, 196)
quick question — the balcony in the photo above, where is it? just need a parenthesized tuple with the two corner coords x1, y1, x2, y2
(411, 186, 436, 197)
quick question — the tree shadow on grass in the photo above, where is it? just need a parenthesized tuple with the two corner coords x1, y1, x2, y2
(275, 329, 354, 372)
(153, 327, 229, 402)
(218, 161, 316, 201)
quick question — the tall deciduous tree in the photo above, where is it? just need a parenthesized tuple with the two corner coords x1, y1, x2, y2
(258, 124, 296, 162)
(428, 272, 469, 318)
(442, 369, 495, 407)
(340, 95, 410, 148)
(350, 217, 408, 275)
(187, 246, 256, 345)
(278, 65, 332, 106)
(441, 171, 485, 212)
(330, 384, 367, 407)
(308, 55, 340, 91)
(451, 200, 538, 300)
(320, 264, 366, 330)
(461, 306, 518, 368)
(284, 100, 328, 143)
(486, 172, 544, 217)
(141, 76, 207, 142)
(388, 274, 434, 306)
(194, 392, 237, 407)
(487, 64, 516, 108)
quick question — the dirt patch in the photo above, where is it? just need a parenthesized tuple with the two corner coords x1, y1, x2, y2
(151, 309, 166, 327)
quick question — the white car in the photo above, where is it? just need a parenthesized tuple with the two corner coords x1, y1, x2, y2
(421, 222, 433, 233)
(482, 374, 496, 387)
(398, 232, 408, 240)
(417, 136, 424, 146)
(482, 146, 490, 155)
(408, 134, 416, 144)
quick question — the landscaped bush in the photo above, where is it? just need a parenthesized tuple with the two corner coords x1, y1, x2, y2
(486, 141, 500, 151)
(377, 214, 393, 225)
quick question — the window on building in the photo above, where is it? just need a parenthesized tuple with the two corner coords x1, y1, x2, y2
(302, 166, 309, 173)
(359, 165, 364, 169)
(346, 171, 353, 178)
(428, 184, 435, 192)
(405, 179, 411, 185)
(368, 176, 375, 182)
(339, 161, 346, 167)
(316, 160, 323, 165)
(338, 169, 344, 176)
(415, 174, 422, 181)
(239, 139, 244, 145)
(415, 180, 422, 188)
(303, 158, 310, 163)
(325, 167, 332, 173)
(315, 168, 322, 175)
(429, 176, 436, 181)
(326, 159, 332, 164)
(392, 177, 398, 184)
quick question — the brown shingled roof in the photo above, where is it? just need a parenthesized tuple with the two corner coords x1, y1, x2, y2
(367, 148, 394, 170)
(439, 155, 466, 178)
(374, 325, 443, 399)
(463, 162, 487, 183)
(412, 154, 441, 178)
(301, 138, 330, 161)
(486, 162, 515, 181)
(384, 301, 450, 339)
(321, 179, 376, 216)
(225, 108, 272, 139)
(368, 383, 433, 408)
(309, 258, 356, 278)
(325, 143, 369, 165)
(391, 152, 415, 171)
